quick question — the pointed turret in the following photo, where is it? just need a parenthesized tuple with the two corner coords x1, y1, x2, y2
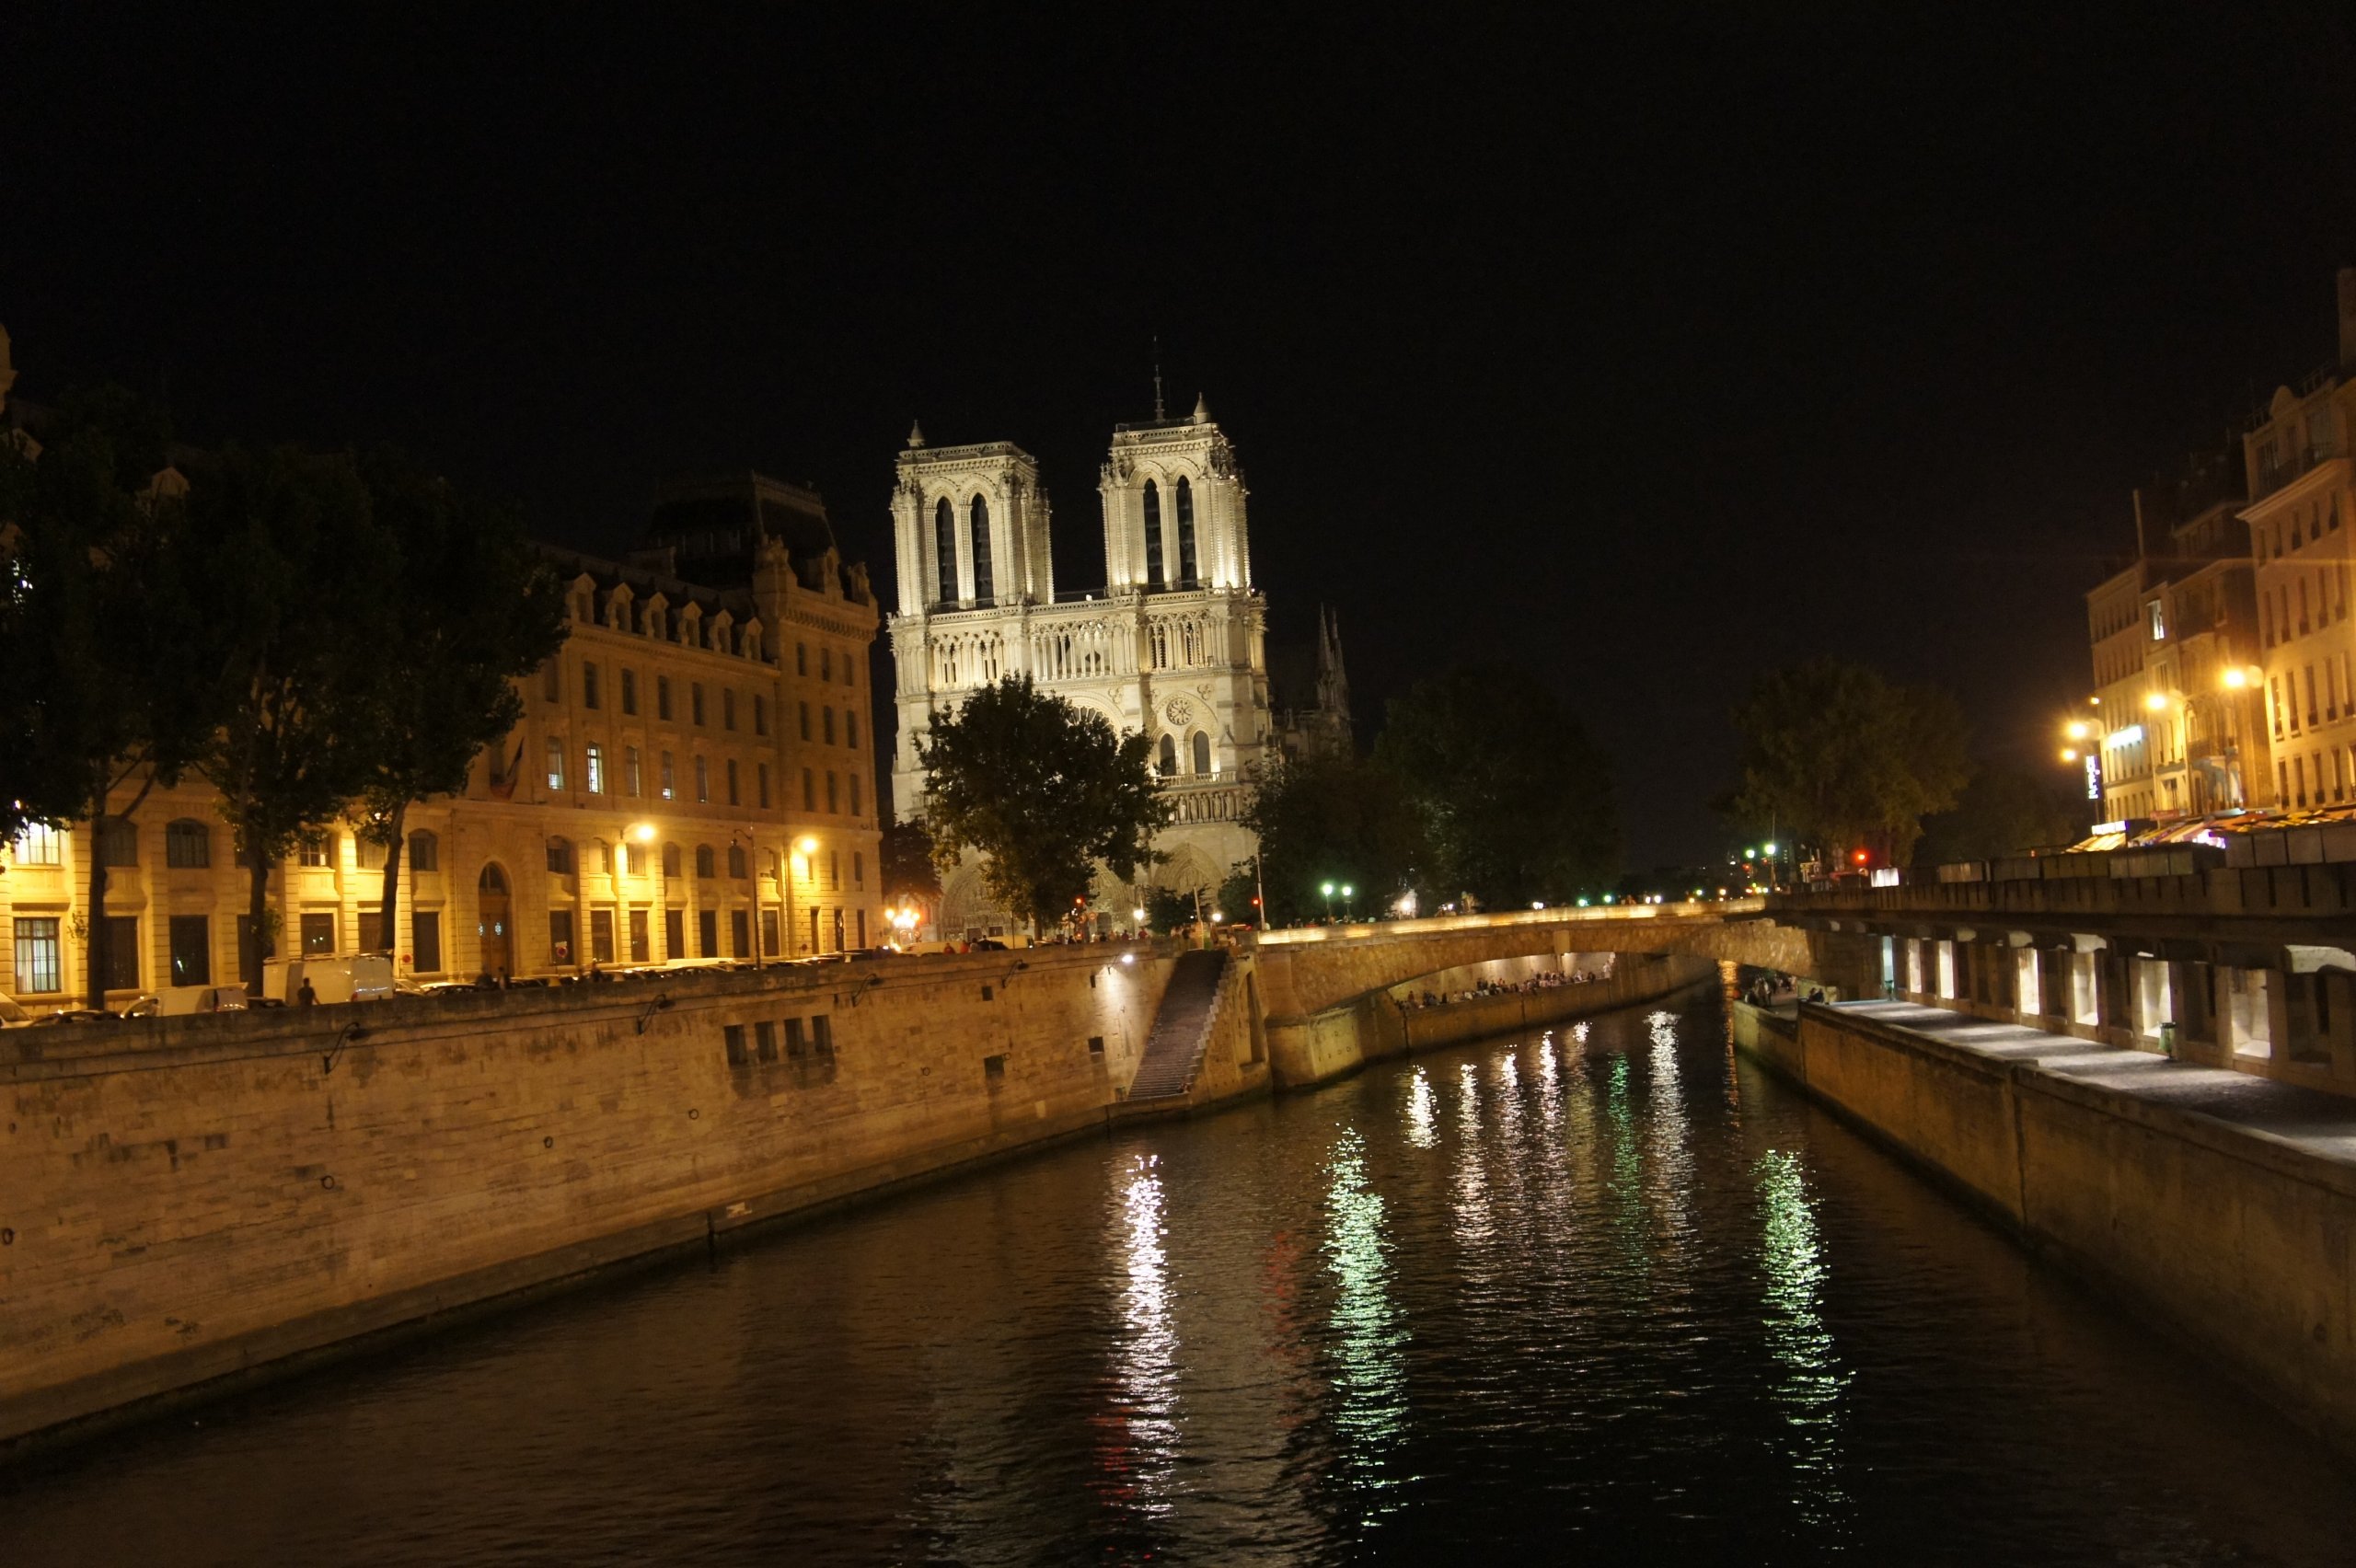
(1191, 392, 1209, 425)
(907, 419, 927, 450)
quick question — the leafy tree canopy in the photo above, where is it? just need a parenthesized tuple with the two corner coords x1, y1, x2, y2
(349, 448, 567, 949)
(183, 444, 408, 984)
(1911, 766, 2086, 868)
(878, 814, 942, 905)
(1373, 664, 1619, 908)
(0, 386, 218, 1002)
(1727, 658, 1971, 866)
(918, 674, 1168, 931)
(1243, 751, 1428, 924)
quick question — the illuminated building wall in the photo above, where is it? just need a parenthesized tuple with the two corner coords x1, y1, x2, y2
(0, 474, 885, 1002)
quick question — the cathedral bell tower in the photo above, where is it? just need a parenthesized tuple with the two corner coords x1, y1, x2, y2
(1098, 395, 1252, 594)
(889, 425, 1054, 617)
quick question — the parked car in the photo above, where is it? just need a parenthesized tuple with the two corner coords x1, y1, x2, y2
(0, 992, 32, 1028)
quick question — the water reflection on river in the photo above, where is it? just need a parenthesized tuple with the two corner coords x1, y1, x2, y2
(6, 982, 2354, 1565)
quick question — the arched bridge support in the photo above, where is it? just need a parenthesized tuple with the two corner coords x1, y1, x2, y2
(1246, 902, 1822, 1089)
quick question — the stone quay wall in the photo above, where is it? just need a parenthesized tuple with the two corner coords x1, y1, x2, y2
(1736, 1001, 2356, 1461)
(1, 945, 1235, 1451)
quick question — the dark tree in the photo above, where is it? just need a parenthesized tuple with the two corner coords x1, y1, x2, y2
(1143, 885, 1198, 933)
(878, 813, 942, 906)
(1373, 664, 1619, 908)
(1242, 752, 1428, 924)
(918, 674, 1167, 932)
(351, 451, 565, 955)
(0, 388, 216, 1006)
(1911, 767, 2086, 868)
(1727, 658, 1971, 868)
(183, 445, 404, 987)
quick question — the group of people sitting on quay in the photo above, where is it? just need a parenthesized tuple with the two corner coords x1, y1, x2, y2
(1743, 974, 1822, 1009)
(1405, 968, 1605, 1009)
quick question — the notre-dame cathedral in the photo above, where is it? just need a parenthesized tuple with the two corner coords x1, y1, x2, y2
(887, 396, 1348, 937)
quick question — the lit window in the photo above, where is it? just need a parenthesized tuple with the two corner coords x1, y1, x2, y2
(586, 743, 606, 795)
(548, 737, 567, 790)
(2148, 600, 2165, 640)
(661, 751, 676, 801)
(626, 746, 642, 797)
(696, 755, 710, 802)
(10, 824, 61, 866)
(14, 917, 63, 993)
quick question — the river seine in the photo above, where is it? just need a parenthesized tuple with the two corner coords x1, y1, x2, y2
(4, 980, 2350, 1565)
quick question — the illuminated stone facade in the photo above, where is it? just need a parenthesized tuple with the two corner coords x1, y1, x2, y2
(887, 402, 1345, 935)
(0, 467, 884, 1005)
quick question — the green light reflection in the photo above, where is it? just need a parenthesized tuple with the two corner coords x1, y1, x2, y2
(1756, 1149, 1850, 1530)
(1322, 1127, 1408, 1490)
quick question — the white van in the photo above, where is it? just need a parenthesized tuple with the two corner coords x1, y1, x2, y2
(122, 984, 249, 1018)
(262, 954, 395, 1005)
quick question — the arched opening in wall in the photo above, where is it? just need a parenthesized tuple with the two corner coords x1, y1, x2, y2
(1158, 733, 1178, 776)
(1191, 730, 1212, 776)
(662, 841, 683, 880)
(969, 495, 994, 605)
(1143, 479, 1165, 589)
(696, 844, 717, 879)
(933, 498, 957, 605)
(1175, 477, 1197, 586)
(477, 862, 512, 978)
(940, 862, 1009, 940)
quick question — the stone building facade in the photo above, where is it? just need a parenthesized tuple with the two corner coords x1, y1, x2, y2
(2240, 278, 2356, 813)
(885, 400, 1345, 936)
(0, 464, 884, 1007)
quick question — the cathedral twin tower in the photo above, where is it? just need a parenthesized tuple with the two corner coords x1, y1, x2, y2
(887, 398, 1291, 933)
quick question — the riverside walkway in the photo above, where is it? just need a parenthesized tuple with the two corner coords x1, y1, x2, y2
(1825, 999, 2356, 1160)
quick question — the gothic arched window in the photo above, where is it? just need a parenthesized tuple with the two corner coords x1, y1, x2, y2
(1142, 479, 1165, 589)
(1191, 731, 1212, 776)
(933, 498, 957, 605)
(969, 495, 994, 605)
(1175, 477, 1198, 585)
(1158, 734, 1177, 776)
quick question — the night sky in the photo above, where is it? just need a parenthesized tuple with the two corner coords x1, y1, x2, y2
(8, 11, 2356, 865)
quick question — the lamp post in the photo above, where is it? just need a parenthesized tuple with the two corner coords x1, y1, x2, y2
(1321, 881, 1335, 921)
(730, 828, 763, 969)
(789, 835, 817, 958)
(628, 822, 656, 967)
(1341, 882, 1356, 922)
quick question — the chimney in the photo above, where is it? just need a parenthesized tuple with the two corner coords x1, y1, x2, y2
(2339, 268, 2356, 367)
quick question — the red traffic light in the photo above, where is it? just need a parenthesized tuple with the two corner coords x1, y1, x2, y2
(1852, 849, 1869, 864)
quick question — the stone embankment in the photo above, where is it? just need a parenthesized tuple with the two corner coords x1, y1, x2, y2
(1, 944, 1267, 1454)
(1736, 998, 2356, 1462)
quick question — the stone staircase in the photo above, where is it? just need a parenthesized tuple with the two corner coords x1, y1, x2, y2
(1124, 949, 1231, 1102)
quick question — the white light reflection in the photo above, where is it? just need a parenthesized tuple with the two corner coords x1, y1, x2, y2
(1757, 1149, 1850, 1531)
(1403, 1067, 1438, 1149)
(1322, 1129, 1408, 1494)
(1105, 1153, 1181, 1516)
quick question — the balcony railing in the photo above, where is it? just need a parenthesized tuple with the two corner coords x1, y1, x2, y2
(2253, 440, 2345, 500)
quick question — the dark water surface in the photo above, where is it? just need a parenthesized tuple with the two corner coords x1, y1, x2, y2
(6, 981, 2352, 1565)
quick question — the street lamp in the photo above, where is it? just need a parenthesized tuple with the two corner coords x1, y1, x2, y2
(1341, 882, 1356, 921)
(1321, 881, 1336, 921)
